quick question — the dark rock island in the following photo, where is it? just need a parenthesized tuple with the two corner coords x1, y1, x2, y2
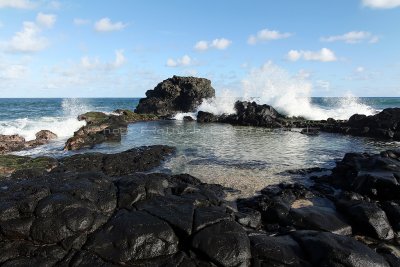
(135, 75, 215, 117)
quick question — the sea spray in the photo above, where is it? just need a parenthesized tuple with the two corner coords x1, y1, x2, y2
(0, 98, 91, 141)
(196, 62, 376, 120)
(197, 90, 237, 115)
(61, 98, 94, 117)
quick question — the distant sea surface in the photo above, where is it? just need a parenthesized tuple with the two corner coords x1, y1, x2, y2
(1, 97, 399, 196)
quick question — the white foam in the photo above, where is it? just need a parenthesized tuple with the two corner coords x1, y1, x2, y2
(0, 117, 86, 141)
(173, 112, 197, 121)
(200, 62, 376, 120)
(197, 90, 237, 115)
(0, 98, 93, 141)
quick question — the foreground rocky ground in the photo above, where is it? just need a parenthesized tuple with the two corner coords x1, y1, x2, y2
(0, 145, 399, 266)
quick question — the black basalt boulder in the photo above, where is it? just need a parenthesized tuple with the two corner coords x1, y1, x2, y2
(135, 76, 215, 117)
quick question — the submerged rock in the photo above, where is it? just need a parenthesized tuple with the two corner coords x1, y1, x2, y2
(135, 76, 215, 117)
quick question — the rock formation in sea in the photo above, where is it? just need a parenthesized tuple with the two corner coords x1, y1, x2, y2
(64, 110, 158, 150)
(135, 75, 215, 117)
(0, 130, 57, 154)
(0, 145, 398, 266)
(197, 100, 400, 141)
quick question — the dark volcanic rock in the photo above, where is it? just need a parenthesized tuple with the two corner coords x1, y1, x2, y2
(135, 76, 215, 116)
(0, 130, 57, 154)
(250, 234, 308, 267)
(226, 101, 286, 127)
(291, 230, 390, 267)
(321, 108, 400, 140)
(64, 111, 158, 150)
(57, 145, 175, 176)
(191, 220, 251, 266)
(0, 154, 58, 177)
(64, 112, 128, 150)
(1, 146, 399, 266)
(197, 101, 287, 128)
(0, 134, 26, 154)
(337, 200, 394, 240)
(85, 210, 179, 263)
(289, 205, 352, 235)
(197, 111, 219, 123)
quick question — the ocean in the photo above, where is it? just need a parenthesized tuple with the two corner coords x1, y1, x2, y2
(1, 97, 399, 196)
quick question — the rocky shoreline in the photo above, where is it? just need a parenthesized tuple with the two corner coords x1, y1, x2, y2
(0, 145, 399, 266)
(0, 76, 399, 266)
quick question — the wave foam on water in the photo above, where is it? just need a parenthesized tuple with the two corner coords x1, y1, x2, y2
(192, 62, 377, 120)
(0, 99, 92, 141)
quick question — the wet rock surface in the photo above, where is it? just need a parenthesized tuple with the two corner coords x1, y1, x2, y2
(1, 145, 399, 266)
(135, 75, 215, 117)
(0, 145, 175, 178)
(0, 130, 57, 154)
(196, 102, 400, 141)
(64, 110, 158, 150)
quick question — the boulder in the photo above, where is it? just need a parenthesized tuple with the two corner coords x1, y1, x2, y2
(64, 112, 127, 150)
(35, 130, 57, 141)
(227, 101, 285, 127)
(291, 230, 389, 267)
(135, 76, 215, 116)
(197, 111, 219, 123)
(191, 220, 251, 266)
(0, 131, 57, 154)
(336, 199, 394, 240)
(85, 210, 179, 263)
(0, 135, 25, 154)
(250, 234, 308, 266)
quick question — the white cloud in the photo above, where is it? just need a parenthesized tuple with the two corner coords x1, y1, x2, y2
(211, 38, 232, 50)
(94, 18, 127, 32)
(287, 48, 337, 62)
(36, 12, 56, 28)
(4, 21, 48, 53)
(194, 40, 208, 51)
(74, 18, 90, 26)
(248, 28, 292, 45)
(287, 50, 302, 61)
(80, 50, 126, 70)
(0, 0, 35, 9)
(166, 55, 192, 67)
(362, 0, 400, 9)
(194, 38, 232, 51)
(321, 31, 379, 44)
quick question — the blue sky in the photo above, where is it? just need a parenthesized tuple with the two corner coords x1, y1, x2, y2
(0, 0, 399, 97)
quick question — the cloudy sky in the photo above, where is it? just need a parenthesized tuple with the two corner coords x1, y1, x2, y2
(0, 0, 399, 97)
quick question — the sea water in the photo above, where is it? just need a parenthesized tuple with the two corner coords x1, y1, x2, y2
(1, 97, 399, 196)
